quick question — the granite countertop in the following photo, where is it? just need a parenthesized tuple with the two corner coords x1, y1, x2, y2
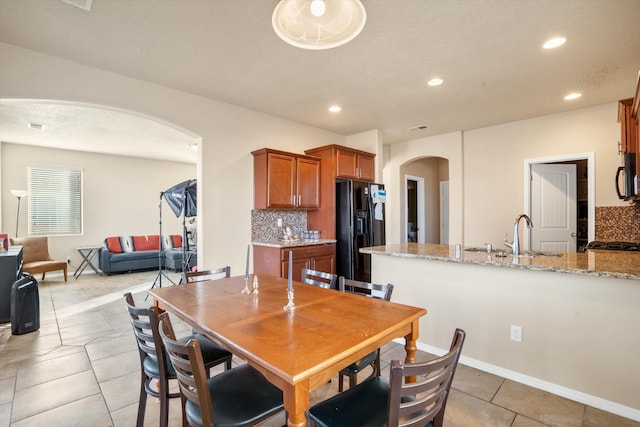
(361, 243, 640, 281)
(252, 239, 337, 248)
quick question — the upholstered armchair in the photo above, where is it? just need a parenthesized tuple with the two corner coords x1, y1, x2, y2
(11, 237, 67, 282)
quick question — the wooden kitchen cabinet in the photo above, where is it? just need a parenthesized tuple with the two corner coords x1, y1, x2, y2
(334, 146, 375, 181)
(253, 243, 335, 282)
(618, 98, 637, 154)
(252, 148, 320, 209)
(304, 144, 377, 239)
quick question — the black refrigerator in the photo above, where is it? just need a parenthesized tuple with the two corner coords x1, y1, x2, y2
(335, 180, 386, 282)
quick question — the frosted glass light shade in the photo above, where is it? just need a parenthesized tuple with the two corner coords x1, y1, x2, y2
(272, 0, 366, 50)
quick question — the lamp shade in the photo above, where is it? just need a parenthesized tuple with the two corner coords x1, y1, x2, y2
(10, 189, 28, 199)
(272, 0, 366, 50)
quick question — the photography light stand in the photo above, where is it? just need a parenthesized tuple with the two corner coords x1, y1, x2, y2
(151, 192, 176, 291)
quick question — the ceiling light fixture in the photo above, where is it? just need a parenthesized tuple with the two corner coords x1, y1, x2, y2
(564, 92, 582, 100)
(543, 37, 566, 49)
(272, 0, 366, 50)
(328, 105, 342, 113)
(427, 78, 443, 86)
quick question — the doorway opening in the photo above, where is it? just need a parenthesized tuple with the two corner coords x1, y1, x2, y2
(405, 175, 424, 242)
(525, 153, 594, 252)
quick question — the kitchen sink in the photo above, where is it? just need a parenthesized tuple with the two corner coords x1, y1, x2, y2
(464, 247, 562, 257)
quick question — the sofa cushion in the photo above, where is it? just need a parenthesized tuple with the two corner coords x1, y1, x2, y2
(162, 234, 183, 250)
(110, 251, 159, 263)
(132, 235, 160, 251)
(106, 237, 123, 253)
(121, 236, 134, 253)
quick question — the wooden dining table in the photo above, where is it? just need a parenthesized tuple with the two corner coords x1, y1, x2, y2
(148, 274, 426, 427)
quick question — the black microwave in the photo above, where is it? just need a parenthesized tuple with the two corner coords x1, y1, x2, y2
(616, 153, 637, 199)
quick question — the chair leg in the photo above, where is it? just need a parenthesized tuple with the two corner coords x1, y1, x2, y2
(136, 372, 147, 427)
(348, 372, 357, 390)
(225, 359, 232, 370)
(158, 377, 169, 427)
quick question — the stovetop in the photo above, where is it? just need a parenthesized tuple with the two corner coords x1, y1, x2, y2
(585, 241, 640, 251)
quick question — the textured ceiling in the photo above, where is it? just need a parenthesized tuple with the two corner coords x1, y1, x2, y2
(0, 0, 639, 163)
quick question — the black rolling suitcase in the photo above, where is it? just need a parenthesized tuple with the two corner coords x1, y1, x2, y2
(11, 273, 40, 335)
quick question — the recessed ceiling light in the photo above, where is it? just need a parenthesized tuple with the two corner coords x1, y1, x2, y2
(427, 78, 443, 86)
(27, 122, 44, 130)
(328, 105, 342, 113)
(543, 37, 566, 49)
(564, 92, 582, 100)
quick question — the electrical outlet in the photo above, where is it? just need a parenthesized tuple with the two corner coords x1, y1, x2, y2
(277, 218, 283, 227)
(66, 256, 71, 264)
(510, 325, 523, 342)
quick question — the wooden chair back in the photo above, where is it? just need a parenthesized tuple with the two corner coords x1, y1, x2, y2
(158, 311, 214, 427)
(387, 328, 466, 427)
(338, 277, 393, 301)
(183, 266, 230, 283)
(300, 268, 337, 289)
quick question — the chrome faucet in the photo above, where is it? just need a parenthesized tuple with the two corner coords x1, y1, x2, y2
(504, 214, 533, 257)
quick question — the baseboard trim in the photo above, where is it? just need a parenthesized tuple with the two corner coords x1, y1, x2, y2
(393, 338, 640, 422)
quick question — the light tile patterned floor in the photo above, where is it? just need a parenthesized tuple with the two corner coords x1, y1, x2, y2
(0, 270, 637, 427)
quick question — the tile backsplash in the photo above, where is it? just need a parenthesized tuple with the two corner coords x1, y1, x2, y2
(595, 205, 640, 242)
(251, 210, 307, 241)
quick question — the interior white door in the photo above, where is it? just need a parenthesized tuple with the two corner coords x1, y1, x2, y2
(531, 164, 577, 252)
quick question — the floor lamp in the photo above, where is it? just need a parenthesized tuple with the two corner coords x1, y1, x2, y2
(10, 190, 28, 237)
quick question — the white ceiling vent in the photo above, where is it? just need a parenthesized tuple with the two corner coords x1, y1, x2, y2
(407, 124, 430, 131)
(60, 0, 92, 12)
(27, 122, 44, 130)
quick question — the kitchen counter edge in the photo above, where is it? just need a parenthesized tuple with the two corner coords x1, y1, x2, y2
(252, 239, 337, 248)
(361, 243, 640, 281)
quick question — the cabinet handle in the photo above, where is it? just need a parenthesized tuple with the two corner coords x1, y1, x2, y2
(298, 194, 302, 206)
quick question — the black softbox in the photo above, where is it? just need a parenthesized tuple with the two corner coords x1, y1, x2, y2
(163, 179, 197, 218)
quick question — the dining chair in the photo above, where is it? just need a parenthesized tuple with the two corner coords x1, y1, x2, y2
(307, 328, 466, 427)
(300, 268, 338, 289)
(182, 266, 232, 339)
(157, 311, 285, 427)
(337, 276, 394, 391)
(124, 293, 233, 427)
(183, 266, 230, 283)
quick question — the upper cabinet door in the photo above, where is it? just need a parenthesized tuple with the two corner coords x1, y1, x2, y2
(296, 157, 320, 209)
(266, 152, 296, 208)
(357, 153, 375, 182)
(335, 149, 358, 179)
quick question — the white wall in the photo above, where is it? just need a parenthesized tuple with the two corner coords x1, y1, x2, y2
(0, 142, 194, 266)
(463, 103, 622, 247)
(384, 132, 464, 245)
(0, 42, 345, 274)
(383, 104, 623, 248)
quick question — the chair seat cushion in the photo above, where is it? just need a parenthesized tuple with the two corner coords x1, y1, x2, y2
(183, 332, 232, 368)
(307, 376, 389, 427)
(143, 354, 176, 378)
(340, 349, 378, 374)
(185, 364, 283, 427)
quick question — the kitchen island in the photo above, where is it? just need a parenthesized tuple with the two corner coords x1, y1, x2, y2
(362, 243, 640, 421)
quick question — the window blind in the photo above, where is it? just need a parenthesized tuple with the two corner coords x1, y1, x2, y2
(27, 167, 83, 236)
